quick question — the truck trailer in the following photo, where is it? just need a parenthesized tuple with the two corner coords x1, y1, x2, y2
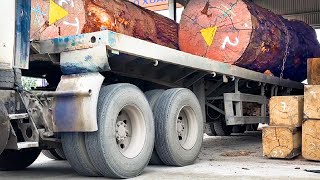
(0, 0, 303, 178)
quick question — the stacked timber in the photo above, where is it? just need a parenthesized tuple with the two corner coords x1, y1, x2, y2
(307, 58, 320, 85)
(303, 64, 320, 161)
(302, 120, 320, 161)
(30, 0, 178, 49)
(263, 96, 303, 159)
(179, 0, 320, 82)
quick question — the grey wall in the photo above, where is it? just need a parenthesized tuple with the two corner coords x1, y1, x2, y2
(253, 0, 320, 28)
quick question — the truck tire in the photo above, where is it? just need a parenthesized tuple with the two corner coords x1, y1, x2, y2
(213, 118, 233, 136)
(247, 124, 259, 131)
(0, 69, 21, 89)
(42, 148, 66, 160)
(85, 84, 155, 178)
(61, 133, 101, 177)
(145, 90, 165, 165)
(0, 148, 41, 171)
(232, 125, 246, 134)
(154, 88, 203, 166)
(55, 148, 66, 159)
(204, 122, 216, 136)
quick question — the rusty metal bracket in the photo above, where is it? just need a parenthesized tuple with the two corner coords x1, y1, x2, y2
(19, 91, 53, 137)
(52, 72, 104, 132)
(18, 117, 40, 143)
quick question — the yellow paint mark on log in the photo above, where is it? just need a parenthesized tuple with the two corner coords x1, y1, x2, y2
(200, 26, 218, 46)
(49, 0, 69, 25)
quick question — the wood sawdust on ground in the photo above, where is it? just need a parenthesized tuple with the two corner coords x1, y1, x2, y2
(220, 150, 255, 157)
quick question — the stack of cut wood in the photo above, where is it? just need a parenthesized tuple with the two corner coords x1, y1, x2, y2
(263, 96, 303, 159)
(303, 58, 320, 161)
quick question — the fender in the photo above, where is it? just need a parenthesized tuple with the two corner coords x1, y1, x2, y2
(52, 72, 104, 132)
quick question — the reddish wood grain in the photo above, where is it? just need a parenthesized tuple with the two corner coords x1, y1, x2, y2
(30, 0, 178, 49)
(179, 0, 320, 81)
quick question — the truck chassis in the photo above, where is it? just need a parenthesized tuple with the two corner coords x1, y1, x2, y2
(0, 2, 303, 178)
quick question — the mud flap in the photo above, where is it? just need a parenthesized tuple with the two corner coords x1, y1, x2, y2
(52, 73, 104, 132)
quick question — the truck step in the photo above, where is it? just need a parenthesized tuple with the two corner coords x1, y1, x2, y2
(8, 113, 29, 120)
(17, 142, 39, 150)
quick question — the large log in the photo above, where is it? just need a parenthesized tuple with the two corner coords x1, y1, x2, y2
(30, 0, 178, 49)
(179, 0, 320, 81)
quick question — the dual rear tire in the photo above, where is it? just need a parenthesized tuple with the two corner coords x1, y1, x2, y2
(153, 89, 203, 166)
(62, 84, 154, 178)
(42, 148, 66, 160)
(146, 89, 204, 166)
(62, 84, 204, 178)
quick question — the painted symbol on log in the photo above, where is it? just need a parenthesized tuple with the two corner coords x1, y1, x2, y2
(63, 18, 80, 34)
(310, 91, 318, 98)
(271, 150, 278, 157)
(279, 149, 284, 157)
(49, 0, 69, 25)
(221, 36, 239, 49)
(31, 1, 47, 26)
(200, 26, 218, 46)
(57, 0, 80, 34)
(309, 143, 317, 151)
(30, 0, 86, 40)
(213, 1, 239, 22)
(220, 3, 236, 18)
(59, 0, 75, 7)
(280, 102, 287, 111)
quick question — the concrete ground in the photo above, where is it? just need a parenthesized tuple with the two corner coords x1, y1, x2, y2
(1, 132, 320, 179)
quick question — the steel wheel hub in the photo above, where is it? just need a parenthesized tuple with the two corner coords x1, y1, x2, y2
(116, 111, 131, 151)
(176, 106, 198, 150)
(116, 121, 128, 142)
(114, 105, 146, 158)
(177, 118, 185, 138)
(177, 110, 188, 144)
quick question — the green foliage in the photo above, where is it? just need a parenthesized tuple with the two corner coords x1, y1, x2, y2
(21, 77, 37, 90)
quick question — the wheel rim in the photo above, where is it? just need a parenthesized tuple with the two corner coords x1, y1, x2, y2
(115, 105, 146, 158)
(176, 106, 198, 150)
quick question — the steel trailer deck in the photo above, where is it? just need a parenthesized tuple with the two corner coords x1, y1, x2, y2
(32, 30, 303, 90)
(31, 30, 304, 126)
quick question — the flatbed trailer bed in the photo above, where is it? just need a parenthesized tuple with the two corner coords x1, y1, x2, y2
(33, 30, 303, 89)
(0, 1, 307, 177)
(31, 30, 303, 127)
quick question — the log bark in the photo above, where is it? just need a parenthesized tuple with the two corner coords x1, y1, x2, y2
(179, 0, 320, 81)
(30, 0, 178, 49)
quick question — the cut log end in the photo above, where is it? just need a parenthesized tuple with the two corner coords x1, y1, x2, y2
(304, 85, 320, 119)
(262, 126, 301, 159)
(179, 0, 320, 81)
(179, 0, 252, 63)
(302, 120, 320, 161)
(269, 96, 304, 127)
